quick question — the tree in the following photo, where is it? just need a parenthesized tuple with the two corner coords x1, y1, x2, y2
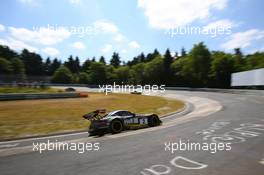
(129, 63, 146, 84)
(110, 52, 121, 68)
(0, 57, 12, 74)
(79, 72, 90, 84)
(99, 56, 106, 64)
(245, 52, 264, 69)
(89, 62, 107, 84)
(144, 56, 164, 85)
(64, 55, 74, 71)
(11, 57, 25, 76)
(82, 59, 92, 72)
(139, 52, 145, 62)
(20, 49, 44, 75)
(163, 48, 174, 85)
(3, 41, 264, 88)
(233, 48, 245, 72)
(114, 66, 130, 83)
(51, 65, 73, 83)
(153, 49, 160, 57)
(145, 53, 153, 62)
(127, 56, 139, 66)
(174, 52, 178, 58)
(210, 52, 234, 88)
(181, 47, 187, 57)
(146, 49, 160, 62)
(0, 45, 18, 60)
(188, 42, 211, 86)
(171, 56, 192, 87)
(127, 53, 146, 66)
(105, 65, 116, 84)
(44, 57, 51, 75)
(64, 55, 81, 73)
(74, 56, 81, 72)
(49, 58, 61, 75)
(127, 53, 145, 66)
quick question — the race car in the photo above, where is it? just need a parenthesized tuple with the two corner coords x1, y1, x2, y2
(83, 109, 162, 136)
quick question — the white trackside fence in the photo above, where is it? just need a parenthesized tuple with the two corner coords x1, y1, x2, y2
(231, 68, 264, 87)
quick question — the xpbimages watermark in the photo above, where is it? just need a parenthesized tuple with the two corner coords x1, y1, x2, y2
(164, 139, 231, 154)
(98, 82, 166, 95)
(165, 25, 232, 38)
(32, 23, 111, 38)
(32, 140, 100, 154)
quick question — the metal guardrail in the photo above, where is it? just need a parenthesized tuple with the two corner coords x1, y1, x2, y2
(165, 87, 264, 96)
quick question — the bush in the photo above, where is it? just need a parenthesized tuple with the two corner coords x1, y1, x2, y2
(79, 72, 90, 84)
(51, 65, 73, 83)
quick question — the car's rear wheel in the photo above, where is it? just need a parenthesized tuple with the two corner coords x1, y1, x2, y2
(110, 120, 123, 134)
(148, 115, 160, 127)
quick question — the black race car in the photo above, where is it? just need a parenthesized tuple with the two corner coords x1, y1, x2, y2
(83, 109, 162, 136)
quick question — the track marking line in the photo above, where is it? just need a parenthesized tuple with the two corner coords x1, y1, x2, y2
(0, 143, 19, 148)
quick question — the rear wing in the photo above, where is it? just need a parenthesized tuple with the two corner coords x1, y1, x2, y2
(83, 109, 107, 121)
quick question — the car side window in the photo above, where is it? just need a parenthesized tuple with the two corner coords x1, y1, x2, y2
(115, 111, 125, 116)
(114, 111, 133, 116)
(123, 111, 133, 116)
(127, 111, 133, 116)
(115, 111, 122, 116)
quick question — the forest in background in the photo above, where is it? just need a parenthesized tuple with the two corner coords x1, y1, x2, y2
(0, 42, 264, 88)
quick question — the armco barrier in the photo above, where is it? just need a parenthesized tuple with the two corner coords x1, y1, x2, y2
(165, 87, 264, 96)
(0, 92, 82, 101)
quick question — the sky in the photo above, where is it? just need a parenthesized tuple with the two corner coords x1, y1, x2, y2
(0, 0, 264, 63)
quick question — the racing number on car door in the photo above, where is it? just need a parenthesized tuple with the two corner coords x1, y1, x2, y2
(124, 118, 138, 124)
(139, 118, 148, 124)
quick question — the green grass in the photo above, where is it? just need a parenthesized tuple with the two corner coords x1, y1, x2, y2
(0, 86, 61, 93)
(0, 92, 184, 140)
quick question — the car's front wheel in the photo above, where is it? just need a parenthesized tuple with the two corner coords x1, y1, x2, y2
(110, 119, 123, 134)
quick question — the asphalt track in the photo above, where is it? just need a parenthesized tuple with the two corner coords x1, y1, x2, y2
(0, 89, 264, 175)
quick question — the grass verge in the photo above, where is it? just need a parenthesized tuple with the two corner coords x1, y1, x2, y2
(0, 92, 184, 140)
